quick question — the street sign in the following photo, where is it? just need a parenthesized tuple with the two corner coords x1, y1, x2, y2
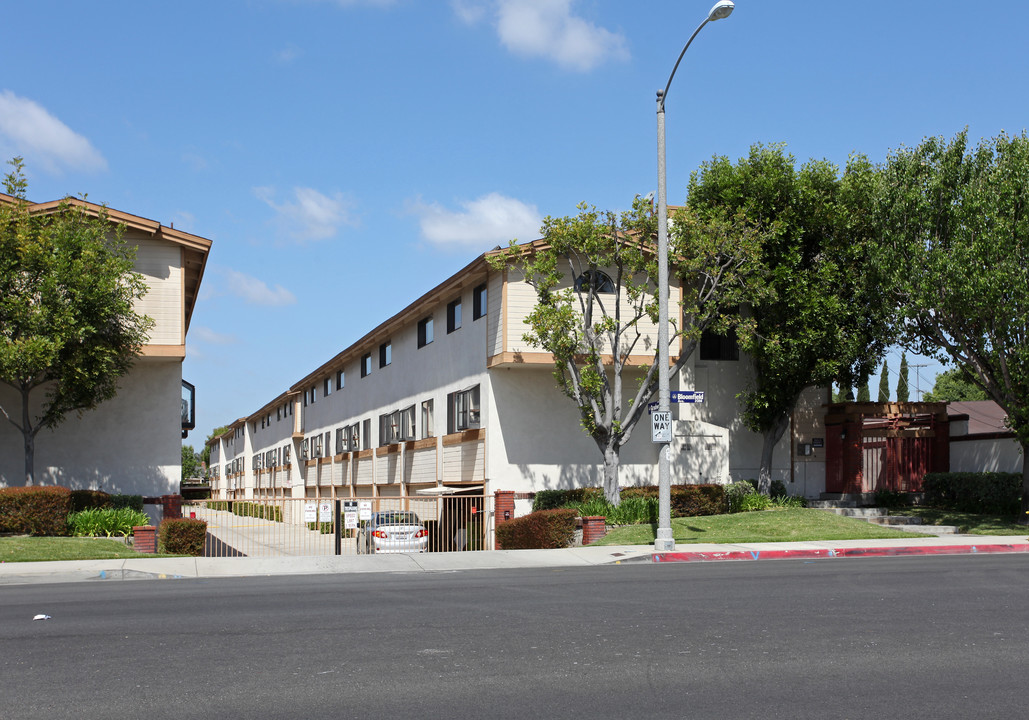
(304, 502, 317, 523)
(343, 500, 358, 529)
(671, 390, 705, 404)
(358, 501, 372, 521)
(318, 502, 332, 522)
(651, 411, 672, 443)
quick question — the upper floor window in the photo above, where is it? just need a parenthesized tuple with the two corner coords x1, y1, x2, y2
(473, 283, 487, 320)
(421, 399, 434, 438)
(447, 298, 462, 333)
(575, 270, 614, 294)
(336, 369, 345, 391)
(323, 377, 332, 397)
(379, 341, 392, 368)
(418, 317, 434, 348)
(447, 385, 481, 433)
(361, 353, 372, 377)
(699, 326, 739, 361)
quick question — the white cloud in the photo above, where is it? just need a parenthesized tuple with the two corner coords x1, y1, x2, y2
(0, 90, 107, 174)
(454, 1, 629, 72)
(275, 45, 301, 64)
(254, 185, 357, 242)
(411, 192, 542, 250)
(191, 326, 237, 345)
(223, 269, 297, 307)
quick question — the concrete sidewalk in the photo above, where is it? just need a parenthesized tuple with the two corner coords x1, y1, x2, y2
(2, 534, 1027, 585)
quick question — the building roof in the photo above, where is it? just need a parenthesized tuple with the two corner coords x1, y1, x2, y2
(947, 400, 1012, 437)
(0, 192, 212, 334)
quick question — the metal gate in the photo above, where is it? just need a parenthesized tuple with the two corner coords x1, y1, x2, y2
(181, 494, 493, 558)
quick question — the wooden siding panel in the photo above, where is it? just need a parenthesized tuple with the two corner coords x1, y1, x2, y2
(442, 439, 485, 483)
(405, 446, 437, 485)
(132, 236, 183, 345)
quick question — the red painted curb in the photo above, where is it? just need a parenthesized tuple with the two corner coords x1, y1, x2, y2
(653, 543, 1029, 564)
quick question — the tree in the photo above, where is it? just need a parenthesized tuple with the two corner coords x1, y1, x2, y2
(0, 158, 153, 485)
(857, 379, 871, 402)
(876, 129, 1029, 521)
(922, 367, 989, 403)
(878, 360, 891, 402)
(685, 144, 894, 492)
(897, 352, 910, 402)
(489, 197, 765, 504)
(181, 444, 200, 481)
(200, 425, 229, 471)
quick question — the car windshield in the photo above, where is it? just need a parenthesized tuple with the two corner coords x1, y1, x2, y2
(374, 512, 420, 525)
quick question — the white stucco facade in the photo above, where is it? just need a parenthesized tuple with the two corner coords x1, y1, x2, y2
(0, 195, 211, 495)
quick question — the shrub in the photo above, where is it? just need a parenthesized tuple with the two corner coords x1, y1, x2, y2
(874, 489, 913, 509)
(621, 484, 728, 517)
(0, 486, 72, 536)
(921, 472, 1021, 515)
(738, 491, 772, 512)
(769, 479, 788, 499)
(563, 495, 659, 525)
(496, 508, 577, 549)
(69, 491, 145, 512)
(725, 481, 755, 513)
(159, 518, 207, 555)
(770, 494, 806, 509)
(532, 488, 602, 511)
(307, 521, 333, 534)
(68, 507, 151, 537)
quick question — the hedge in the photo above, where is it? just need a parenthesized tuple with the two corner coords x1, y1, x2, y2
(621, 484, 727, 517)
(921, 472, 1022, 515)
(532, 488, 602, 511)
(496, 508, 578, 549)
(69, 490, 144, 512)
(0, 486, 72, 536)
(159, 518, 208, 556)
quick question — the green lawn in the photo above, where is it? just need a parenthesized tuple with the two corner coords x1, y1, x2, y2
(892, 507, 1028, 535)
(592, 508, 934, 546)
(0, 536, 153, 562)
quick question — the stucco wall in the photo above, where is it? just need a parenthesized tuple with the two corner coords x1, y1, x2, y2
(951, 438, 1024, 474)
(0, 359, 182, 494)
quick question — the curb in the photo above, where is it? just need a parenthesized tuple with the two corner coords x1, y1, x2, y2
(652, 543, 1029, 564)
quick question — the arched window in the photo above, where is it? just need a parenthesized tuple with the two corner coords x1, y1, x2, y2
(574, 269, 615, 294)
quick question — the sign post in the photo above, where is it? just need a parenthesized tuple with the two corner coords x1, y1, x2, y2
(651, 411, 672, 443)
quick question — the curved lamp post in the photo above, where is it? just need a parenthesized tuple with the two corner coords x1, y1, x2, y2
(654, 0, 734, 552)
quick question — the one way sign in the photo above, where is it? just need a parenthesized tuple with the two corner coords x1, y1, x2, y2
(651, 411, 672, 443)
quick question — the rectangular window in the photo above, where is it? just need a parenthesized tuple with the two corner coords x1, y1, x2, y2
(417, 317, 434, 348)
(349, 423, 360, 451)
(282, 445, 291, 465)
(473, 283, 487, 320)
(421, 399, 434, 438)
(311, 385, 317, 403)
(312, 434, 323, 458)
(699, 327, 740, 361)
(362, 419, 371, 450)
(300, 439, 309, 461)
(361, 353, 372, 377)
(336, 369, 345, 391)
(447, 298, 462, 333)
(399, 405, 416, 441)
(324, 378, 331, 397)
(447, 385, 481, 433)
(379, 341, 392, 368)
(379, 410, 401, 446)
(336, 427, 346, 454)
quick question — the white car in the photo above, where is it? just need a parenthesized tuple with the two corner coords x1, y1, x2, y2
(356, 511, 428, 554)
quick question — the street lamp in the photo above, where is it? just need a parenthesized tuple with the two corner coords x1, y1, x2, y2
(654, 0, 734, 552)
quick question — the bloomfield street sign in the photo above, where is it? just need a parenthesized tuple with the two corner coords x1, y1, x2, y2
(648, 390, 705, 413)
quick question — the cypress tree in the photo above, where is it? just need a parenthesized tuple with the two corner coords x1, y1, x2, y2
(878, 360, 891, 402)
(897, 353, 910, 402)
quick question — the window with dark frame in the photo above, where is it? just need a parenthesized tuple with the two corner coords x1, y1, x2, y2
(574, 270, 615, 294)
(699, 326, 740, 361)
(417, 316, 434, 348)
(336, 369, 344, 391)
(446, 385, 481, 433)
(379, 341, 391, 368)
(447, 298, 462, 333)
(473, 283, 487, 320)
(361, 353, 372, 377)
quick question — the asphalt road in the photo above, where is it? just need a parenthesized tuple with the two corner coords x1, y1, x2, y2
(2, 555, 1027, 719)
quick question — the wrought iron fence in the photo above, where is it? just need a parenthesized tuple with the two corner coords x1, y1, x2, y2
(182, 495, 492, 558)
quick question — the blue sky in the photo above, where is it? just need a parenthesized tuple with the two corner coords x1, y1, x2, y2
(2, 0, 1025, 443)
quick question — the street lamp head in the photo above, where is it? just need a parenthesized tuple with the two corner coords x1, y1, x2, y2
(707, 0, 734, 22)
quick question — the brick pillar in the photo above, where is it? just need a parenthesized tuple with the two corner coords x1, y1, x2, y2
(161, 494, 182, 519)
(133, 526, 157, 554)
(494, 490, 515, 550)
(581, 516, 607, 545)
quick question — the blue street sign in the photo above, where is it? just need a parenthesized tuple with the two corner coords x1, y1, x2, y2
(648, 390, 705, 413)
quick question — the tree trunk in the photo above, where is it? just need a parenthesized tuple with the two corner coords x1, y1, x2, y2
(21, 386, 35, 487)
(758, 413, 791, 495)
(1020, 440, 1029, 526)
(602, 443, 620, 506)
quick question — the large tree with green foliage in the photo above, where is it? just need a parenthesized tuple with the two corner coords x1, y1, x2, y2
(181, 444, 200, 482)
(876, 130, 1029, 521)
(922, 367, 989, 403)
(0, 158, 153, 486)
(490, 197, 766, 504)
(685, 144, 894, 492)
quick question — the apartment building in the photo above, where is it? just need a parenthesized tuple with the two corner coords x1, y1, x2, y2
(0, 195, 211, 495)
(208, 242, 825, 516)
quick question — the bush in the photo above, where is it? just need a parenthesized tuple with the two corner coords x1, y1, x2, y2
(68, 507, 151, 537)
(769, 479, 788, 499)
(69, 490, 145, 513)
(159, 518, 207, 555)
(564, 495, 659, 525)
(620, 484, 727, 517)
(874, 489, 913, 509)
(738, 492, 772, 512)
(496, 508, 577, 549)
(532, 488, 602, 511)
(725, 481, 755, 513)
(922, 472, 1022, 515)
(0, 486, 72, 536)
